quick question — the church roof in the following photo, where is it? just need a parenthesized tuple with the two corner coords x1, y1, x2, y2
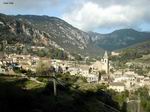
(92, 61, 103, 66)
(103, 51, 108, 59)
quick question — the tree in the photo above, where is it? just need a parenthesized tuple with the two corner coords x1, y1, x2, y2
(98, 71, 102, 81)
(89, 67, 92, 74)
(98, 70, 106, 81)
(100, 70, 106, 75)
(57, 66, 63, 74)
(110, 68, 114, 74)
(36, 60, 51, 75)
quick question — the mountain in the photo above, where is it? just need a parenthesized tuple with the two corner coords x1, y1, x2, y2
(89, 29, 150, 51)
(0, 13, 150, 58)
(0, 13, 70, 59)
(15, 15, 104, 56)
(118, 40, 150, 61)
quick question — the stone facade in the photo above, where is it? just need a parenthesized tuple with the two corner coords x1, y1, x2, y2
(91, 51, 109, 74)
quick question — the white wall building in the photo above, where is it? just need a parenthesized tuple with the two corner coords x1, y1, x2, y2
(85, 74, 98, 83)
(109, 82, 125, 92)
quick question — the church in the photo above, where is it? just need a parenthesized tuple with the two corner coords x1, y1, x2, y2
(90, 51, 109, 74)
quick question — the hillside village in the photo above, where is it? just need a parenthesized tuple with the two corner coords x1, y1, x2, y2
(1, 0, 150, 110)
(0, 41, 150, 94)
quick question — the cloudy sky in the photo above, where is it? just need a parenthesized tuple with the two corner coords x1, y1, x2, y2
(1, 0, 150, 33)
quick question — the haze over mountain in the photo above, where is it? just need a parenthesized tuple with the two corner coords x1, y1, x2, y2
(0, 13, 150, 57)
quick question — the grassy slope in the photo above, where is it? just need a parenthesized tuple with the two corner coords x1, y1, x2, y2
(111, 40, 150, 63)
(116, 40, 150, 53)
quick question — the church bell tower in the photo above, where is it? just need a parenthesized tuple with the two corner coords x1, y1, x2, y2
(103, 51, 109, 74)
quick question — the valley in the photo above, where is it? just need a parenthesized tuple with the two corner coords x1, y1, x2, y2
(0, 13, 150, 112)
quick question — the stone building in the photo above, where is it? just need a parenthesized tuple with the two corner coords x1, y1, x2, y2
(91, 51, 109, 74)
(109, 82, 125, 92)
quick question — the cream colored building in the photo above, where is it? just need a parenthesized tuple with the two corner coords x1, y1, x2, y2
(86, 74, 98, 83)
(91, 51, 109, 74)
(109, 82, 125, 92)
(111, 51, 120, 56)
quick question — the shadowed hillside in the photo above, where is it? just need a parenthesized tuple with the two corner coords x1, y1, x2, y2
(0, 75, 121, 112)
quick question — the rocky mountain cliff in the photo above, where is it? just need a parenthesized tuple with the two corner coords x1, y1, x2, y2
(0, 13, 150, 58)
(15, 15, 105, 56)
(0, 13, 62, 49)
(0, 13, 70, 59)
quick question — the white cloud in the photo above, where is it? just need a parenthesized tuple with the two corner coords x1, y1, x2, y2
(62, 0, 150, 31)
(1, 0, 150, 32)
